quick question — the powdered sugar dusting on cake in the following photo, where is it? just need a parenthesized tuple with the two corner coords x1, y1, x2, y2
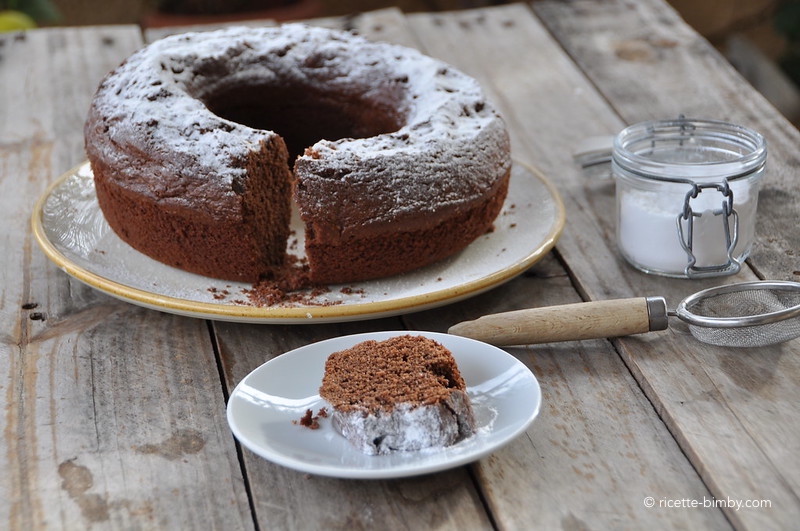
(87, 23, 509, 224)
(86, 23, 511, 283)
(332, 395, 474, 456)
(291, 26, 511, 235)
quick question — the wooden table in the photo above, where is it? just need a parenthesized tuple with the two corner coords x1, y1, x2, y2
(4, 1, 799, 529)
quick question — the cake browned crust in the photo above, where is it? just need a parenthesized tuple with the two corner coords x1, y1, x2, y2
(319, 335, 476, 455)
(84, 24, 512, 285)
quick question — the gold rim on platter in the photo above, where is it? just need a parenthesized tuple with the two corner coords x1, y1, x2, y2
(32, 160, 565, 323)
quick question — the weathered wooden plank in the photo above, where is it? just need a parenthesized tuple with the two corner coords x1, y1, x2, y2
(404, 257, 729, 530)
(404, 2, 799, 529)
(1, 26, 253, 529)
(204, 9, 493, 530)
(144, 7, 419, 47)
(338, 6, 425, 48)
(533, 0, 800, 284)
(145, 18, 276, 42)
(529, 2, 800, 529)
(404, 6, 731, 529)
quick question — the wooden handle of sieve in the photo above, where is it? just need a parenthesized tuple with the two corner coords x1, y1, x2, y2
(447, 297, 669, 346)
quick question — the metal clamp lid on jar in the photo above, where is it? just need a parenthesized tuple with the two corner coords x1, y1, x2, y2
(612, 117, 767, 278)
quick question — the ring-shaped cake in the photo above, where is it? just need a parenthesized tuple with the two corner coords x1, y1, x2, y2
(85, 24, 511, 284)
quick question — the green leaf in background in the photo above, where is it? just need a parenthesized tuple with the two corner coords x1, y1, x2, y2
(776, 0, 800, 41)
(775, 0, 800, 86)
(1, 0, 60, 23)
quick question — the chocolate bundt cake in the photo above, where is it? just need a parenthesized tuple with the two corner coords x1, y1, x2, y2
(319, 335, 476, 455)
(84, 24, 511, 284)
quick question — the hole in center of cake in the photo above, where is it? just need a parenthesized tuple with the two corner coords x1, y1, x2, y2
(203, 83, 406, 160)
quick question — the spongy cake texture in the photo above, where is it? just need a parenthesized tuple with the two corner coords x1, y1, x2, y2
(85, 24, 511, 284)
(319, 335, 476, 455)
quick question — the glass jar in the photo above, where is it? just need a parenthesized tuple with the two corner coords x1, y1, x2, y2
(612, 118, 766, 278)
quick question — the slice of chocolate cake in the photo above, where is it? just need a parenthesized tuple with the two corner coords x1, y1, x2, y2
(319, 335, 476, 455)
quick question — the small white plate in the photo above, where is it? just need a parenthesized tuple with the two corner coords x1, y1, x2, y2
(32, 161, 564, 323)
(226, 331, 541, 479)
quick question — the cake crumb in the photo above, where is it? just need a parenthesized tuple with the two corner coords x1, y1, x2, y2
(208, 286, 230, 300)
(243, 254, 340, 307)
(293, 407, 328, 429)
(296, 409, 319, 429)
(339, 286, 365, 296)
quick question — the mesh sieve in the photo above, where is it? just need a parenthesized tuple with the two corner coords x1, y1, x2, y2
(672, 281, 800, 347)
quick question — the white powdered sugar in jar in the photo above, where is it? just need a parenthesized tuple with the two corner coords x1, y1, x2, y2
(612, 118, 766, 278)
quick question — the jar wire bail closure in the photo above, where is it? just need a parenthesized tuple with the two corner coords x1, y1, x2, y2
(676, 179, 741, 278)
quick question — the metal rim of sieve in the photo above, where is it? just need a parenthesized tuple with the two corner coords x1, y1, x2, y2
(672, 280, 800, 328)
